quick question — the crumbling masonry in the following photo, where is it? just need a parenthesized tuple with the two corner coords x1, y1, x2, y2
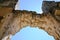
(0, 0, 60, 40)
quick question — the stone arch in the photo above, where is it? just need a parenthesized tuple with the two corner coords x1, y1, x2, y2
(0, 10, 60, 40)
(0, 0, 60, 40)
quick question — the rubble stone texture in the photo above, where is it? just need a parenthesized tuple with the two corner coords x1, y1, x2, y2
(0, 0, 60, 40)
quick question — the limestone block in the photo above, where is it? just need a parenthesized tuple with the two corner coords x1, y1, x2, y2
(55, 10, 60, 15)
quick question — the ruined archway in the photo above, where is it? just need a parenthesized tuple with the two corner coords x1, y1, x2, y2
(0, 10, 60, 40)
(0, 0, 60, 40)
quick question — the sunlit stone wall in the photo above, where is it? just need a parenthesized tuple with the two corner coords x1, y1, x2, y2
(0, 10, 60, 40)
(0, 0, 60, 40)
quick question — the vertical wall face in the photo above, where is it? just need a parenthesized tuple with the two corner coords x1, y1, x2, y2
(0, 7, 13, 16)
(0, 0, 18, 9)
(0, 0, 18, 40)
(42, 1, 60, 21)
(42, 1, 56, 13)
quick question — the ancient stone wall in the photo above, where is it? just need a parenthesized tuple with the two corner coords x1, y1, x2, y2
(0, 9, 60, 40)
(0, 0, 60, 40)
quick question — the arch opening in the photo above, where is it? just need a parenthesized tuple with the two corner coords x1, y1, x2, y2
(11, 26, 55, 40)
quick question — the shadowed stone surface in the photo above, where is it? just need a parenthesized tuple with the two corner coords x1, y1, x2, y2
(0, 0, 18, 8)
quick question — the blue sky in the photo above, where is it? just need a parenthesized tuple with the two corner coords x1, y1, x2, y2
(11, 26, 55, 40)
(11, 0, 60, 40)
(15, 0, 60, 13)
(15, 0, 43, 13)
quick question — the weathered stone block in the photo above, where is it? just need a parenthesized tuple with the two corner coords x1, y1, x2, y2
(0, 7, 13, 16)
(0, 0, 18, 8)
(55, 9, 60, 15)
(42, 1, 56, 13)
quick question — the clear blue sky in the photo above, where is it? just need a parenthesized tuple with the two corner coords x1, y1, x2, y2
(11, 0, 60, 40)
(15, 0, 43, 13)
(15, 0, 60, 13)
(11, 26, 55, 40)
